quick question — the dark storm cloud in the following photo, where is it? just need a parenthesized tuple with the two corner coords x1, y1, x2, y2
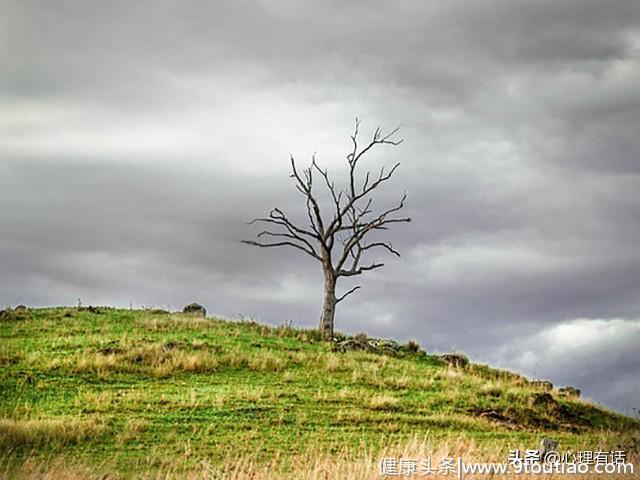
(5, 1, 638, 102)
(1, 0, 639, 412)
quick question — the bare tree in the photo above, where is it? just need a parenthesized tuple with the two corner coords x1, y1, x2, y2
(243, 119, 410, 339)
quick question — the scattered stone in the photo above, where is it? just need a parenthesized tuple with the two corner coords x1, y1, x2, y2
(333, 338, 401, 356)
(539, 438, 559, 462)
(558, 386, 581, 398)
(531, 380, 554, 391)
(439, 353, 469, 368)
(14, 305, 28, 312)
(0, 310, 8, 320)
(183, 303, 207, 317)
(374, 339, 402, 352)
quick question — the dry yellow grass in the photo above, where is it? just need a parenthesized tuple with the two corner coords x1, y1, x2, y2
(32, 340, 304, 378)
(116, 417, 149, 443)
(4, 435, 637, 479)
(137, 314, 214, 332)
(0, 416, 106, 449)
(368, 394, 399, 411)
(77, 346, 220, 377)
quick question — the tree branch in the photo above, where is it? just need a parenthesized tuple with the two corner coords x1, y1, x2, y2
(241, 239, 321, 261)
(361, 241, 401, 257)
(336, 285, 361, 303)
(337, 262, 384, 277)
(335, 191, 410, 272)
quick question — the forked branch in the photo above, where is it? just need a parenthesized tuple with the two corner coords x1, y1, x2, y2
(244, 119, 410, 310)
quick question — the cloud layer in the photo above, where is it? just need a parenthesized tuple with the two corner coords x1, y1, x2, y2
(1, 0, 639, 412)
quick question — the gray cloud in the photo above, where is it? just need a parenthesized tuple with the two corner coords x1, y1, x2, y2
(1, 0, 639, 413)
(492, 318, 640, 412)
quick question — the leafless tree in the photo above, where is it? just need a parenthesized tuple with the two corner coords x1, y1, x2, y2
(243, 119, 411, 339)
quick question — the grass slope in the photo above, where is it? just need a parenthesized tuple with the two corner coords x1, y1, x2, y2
(0, 307, 638, 478)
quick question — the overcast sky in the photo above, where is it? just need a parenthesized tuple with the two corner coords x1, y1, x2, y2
(2, 0, 639, 413)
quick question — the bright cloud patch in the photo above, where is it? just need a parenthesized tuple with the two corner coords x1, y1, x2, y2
(491, 318, 640, 414)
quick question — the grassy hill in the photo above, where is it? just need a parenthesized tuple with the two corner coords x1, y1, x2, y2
(0, 307, 638, 478)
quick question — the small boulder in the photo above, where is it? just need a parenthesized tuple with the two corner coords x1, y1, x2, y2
(332, 338, 400, 356)
(439, 353, 469, 368)
(14, 305, 28, 312)
(531, 380, 554, 391)
(558, 386, 581, 398)
(183, 303, 206, 317)
(540, 438, 559, 462)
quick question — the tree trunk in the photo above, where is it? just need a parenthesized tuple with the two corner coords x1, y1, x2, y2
(319, 267, 337, 340)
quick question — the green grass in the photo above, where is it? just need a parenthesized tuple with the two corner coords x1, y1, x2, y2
(0, 307, 638, 478)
